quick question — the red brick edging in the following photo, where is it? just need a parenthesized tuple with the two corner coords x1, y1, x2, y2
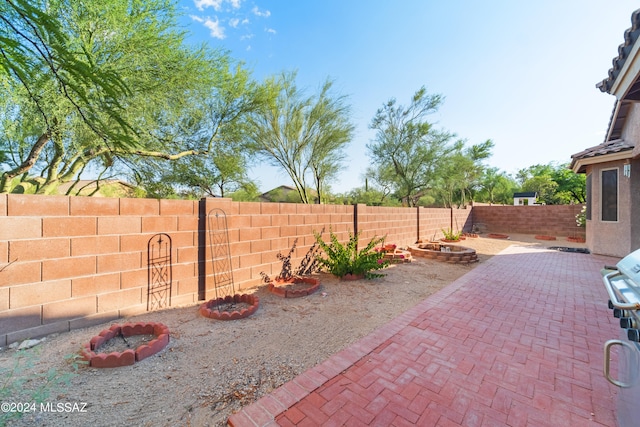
(81, 322, 170, 368)
(487, 233, 509, 239)
(567, 236, 586, 243)
(340, 273, 364, 281)
(199, 294, 260, 320)
(268, 277, 321, 298)
(535, 235, 557, 241)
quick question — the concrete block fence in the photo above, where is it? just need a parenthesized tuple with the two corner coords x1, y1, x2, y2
(472, 204, 586, 238)
(0, 194, 581, 346)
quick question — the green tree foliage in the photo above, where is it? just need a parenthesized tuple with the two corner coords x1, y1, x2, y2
(476, 167, 517, 204)
(515, 162, 584, 205)
(0, 0, 247, 195)
(228, 183, 261, 202)
(367, 87, 454, 206)
(130, 63, 264, 198)
(246, 71, 354, 204)
(434, 139, 494, 207)
(551, 164, 586, 204)
(0, 0, 132, 146)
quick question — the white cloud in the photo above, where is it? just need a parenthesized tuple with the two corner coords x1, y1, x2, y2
(194, 0, 241, 11)
(189, 14, 204, 23)
(266, 28, 276, 34)
(252, 6, 271, 17)
(194, 0, 223, 11)
(229, 18, 240, 28)
(204, 17, 225, 39)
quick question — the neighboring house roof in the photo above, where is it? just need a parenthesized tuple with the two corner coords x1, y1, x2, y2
(513, 192, 537, 198)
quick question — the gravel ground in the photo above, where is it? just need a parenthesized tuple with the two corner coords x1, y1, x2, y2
(0, 234, 586, 427)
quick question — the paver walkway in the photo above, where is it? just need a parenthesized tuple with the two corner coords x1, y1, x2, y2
(228, 245, 621, 426)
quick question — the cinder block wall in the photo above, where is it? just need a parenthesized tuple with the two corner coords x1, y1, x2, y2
(355, 204, 417, 246)
(201, 198, 355, 301)
(417, 207, 473, 242)
(0, 195, 202, 346)
(0, 195, 582, 345)
(471, 205, 586, 238)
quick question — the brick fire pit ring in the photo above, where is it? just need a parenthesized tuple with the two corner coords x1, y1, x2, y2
(409, 243, 478, 264)
(268, 277, 321, 298)
(81, 322, 170, 368)
(199, 294, 260, 320)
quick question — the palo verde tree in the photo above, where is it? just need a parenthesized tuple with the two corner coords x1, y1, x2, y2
(246, 71, 354, 204)
(130, 62, 265, 199)
(367, 86, 454, 206)
(434, 139, 494, 207)
(0, 0, 232, 194)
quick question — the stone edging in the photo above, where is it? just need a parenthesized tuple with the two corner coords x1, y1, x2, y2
(199, 294, 260, 320)
(81, 322, 170, 368)
(535, 235, 557, 241)
(567, 236, 586, 243)
(487, 233, 509, 239)
(408, 245, 478, 264)
(268, 277, 321, 298)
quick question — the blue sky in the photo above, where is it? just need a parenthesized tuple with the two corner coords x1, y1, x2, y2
(178, 0, 639, 193)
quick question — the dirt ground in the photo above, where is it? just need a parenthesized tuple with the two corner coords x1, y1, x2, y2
(1, 234, 587, 427)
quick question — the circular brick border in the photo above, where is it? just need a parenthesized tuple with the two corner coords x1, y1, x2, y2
(567, 236, 586, 243)
(535, 235, 556, 241)
(80, 322, 170, 368)
(341, 273, 365, 281)
(382, 249, 412, 264)
(268, 277, 321, 298)
(487, 233, 509, 239)
(408, 244, 478, 264)
(199, 294, 260, 320)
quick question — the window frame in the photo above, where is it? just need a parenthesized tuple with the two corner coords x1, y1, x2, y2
(585, 173, 591, 220)
(600, 168, 619, 222)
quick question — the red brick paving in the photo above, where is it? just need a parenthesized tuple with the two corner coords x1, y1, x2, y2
(228, 245, 621, 426)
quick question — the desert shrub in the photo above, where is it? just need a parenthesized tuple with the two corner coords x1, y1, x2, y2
(313, 229, 388, 279)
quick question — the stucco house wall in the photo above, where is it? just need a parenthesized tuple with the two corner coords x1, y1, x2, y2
(584, 159, 637, 258)
(571, 8, 640, 258)
(618, 105, 640, 255)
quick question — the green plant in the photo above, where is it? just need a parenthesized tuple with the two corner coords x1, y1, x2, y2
(0, 348, 85, 424)
(441, 228, 462, 241)
(313, 229, 388, 279)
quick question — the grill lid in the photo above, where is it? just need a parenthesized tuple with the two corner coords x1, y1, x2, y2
(617, 248, 640, 286)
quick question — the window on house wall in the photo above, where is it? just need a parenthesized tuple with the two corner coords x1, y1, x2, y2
(601, 169, 618, 222)
(586, 174, 591, 220)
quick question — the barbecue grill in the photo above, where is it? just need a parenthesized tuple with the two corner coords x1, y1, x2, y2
(603, 248, 640, 427)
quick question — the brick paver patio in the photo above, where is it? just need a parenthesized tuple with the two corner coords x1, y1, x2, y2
(228, 245, 620, 426)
